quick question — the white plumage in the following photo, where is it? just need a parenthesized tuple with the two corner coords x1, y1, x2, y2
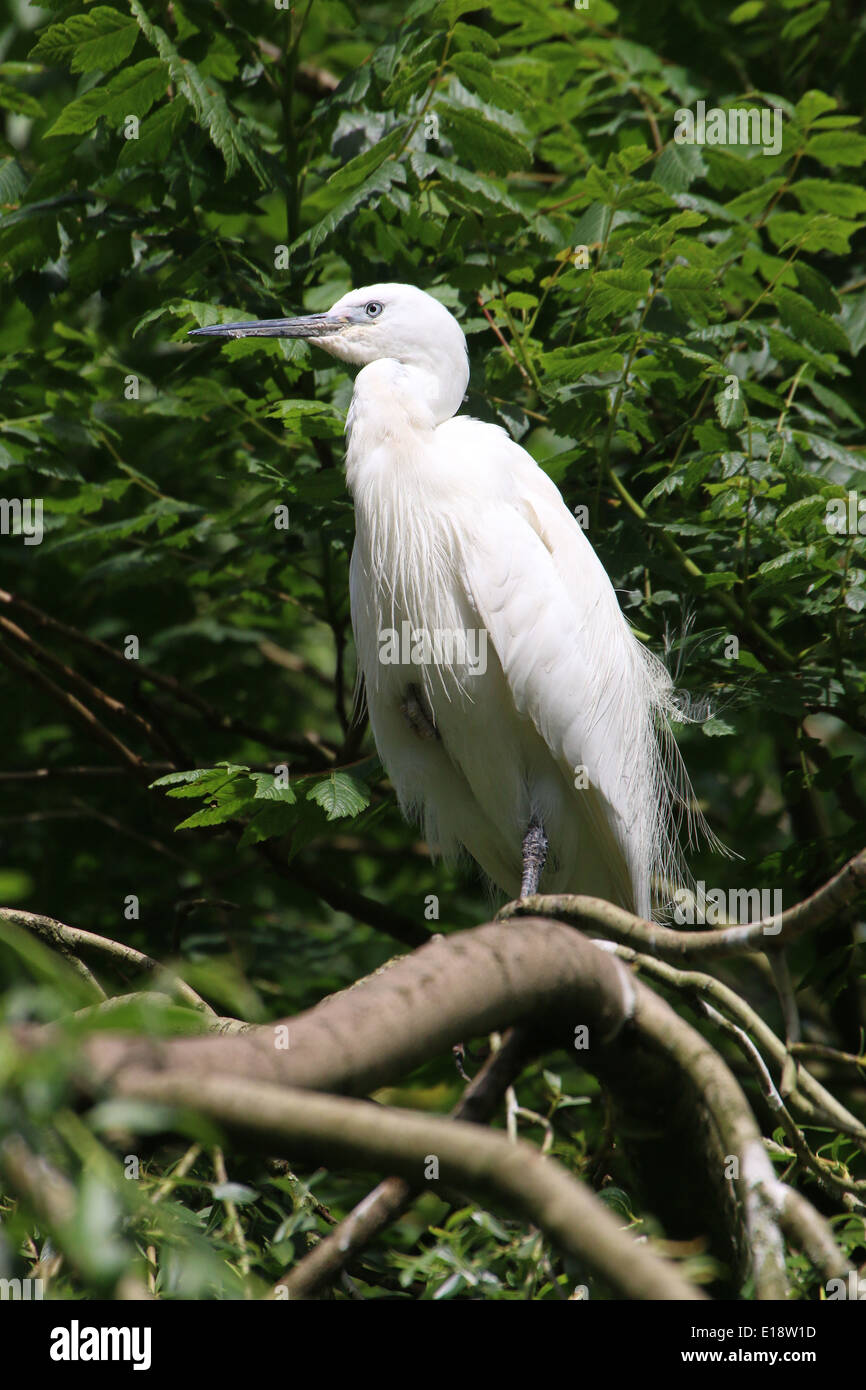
(191, 282, 710, 918)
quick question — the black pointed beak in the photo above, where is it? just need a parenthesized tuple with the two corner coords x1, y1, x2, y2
(188, 314, 351, 340)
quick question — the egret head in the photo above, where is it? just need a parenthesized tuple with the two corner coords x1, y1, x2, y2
(189, 282, 469, 422)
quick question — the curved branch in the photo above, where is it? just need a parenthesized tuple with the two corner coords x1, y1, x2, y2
(0, 908, 215, 1015)
(111, 1070, 705, 1301)
(612, 944, 866, 1143)
(498, 847, 866, 959)
(66, 918, 635, 1093)
(19, 918, 806, 1293)
(278, 1026, 538, 1299)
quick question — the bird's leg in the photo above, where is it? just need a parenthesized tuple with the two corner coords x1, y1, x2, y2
(400, 683, 439, 741)
(520, 817, 548, 898)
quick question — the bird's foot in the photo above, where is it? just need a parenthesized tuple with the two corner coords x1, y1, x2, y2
(520, 819, 548, 898)
(401, 683, 439, 740)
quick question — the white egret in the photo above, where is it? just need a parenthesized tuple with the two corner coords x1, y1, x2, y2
(190, 284, 710, 918)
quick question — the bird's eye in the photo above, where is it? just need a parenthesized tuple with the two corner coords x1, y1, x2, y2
(365, 301, 384, 318)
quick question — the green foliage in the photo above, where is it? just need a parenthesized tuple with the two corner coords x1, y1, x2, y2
(0, 0, 864, 1302)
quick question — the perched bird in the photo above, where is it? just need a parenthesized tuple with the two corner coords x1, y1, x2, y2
(190, 283, 709, 918)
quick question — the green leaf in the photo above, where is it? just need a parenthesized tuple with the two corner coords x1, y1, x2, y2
(0, 158, 27, 204)
(794, 262, 841, 315)
(266, 399, 345, 436)
(794, 90, 838, 128)
(300, 163, 408, 255)
(47, 58, 167, 136)
(664, 265, 721, 324)
(128, 1, 266, 184)
(150, 769, 213, 789)
(383, 59, 437, 107)
(324, 124, 409, 199)
(792, 179, 866, 218)
(30, 7, 139, 75)
(540, 336, 630, 381)
(773, 287, 848, 352)
(776, 495, 827, 534)
(841, 288, 866, 355)
(702, 717, 736, 736)
(436, 100, 532, 174)
(653, 143, 707, 192)
(306, 773, 370, 821)
(729, 0, 765, 20)
(0, 79, 44, 117)
(175, 792, 255, 830)
(766, 210, 862, 256)
(780, 2, 829, 40)
(586, 269, 651, 324)
(715, 390, 745, 429)
(117, 97, 189, 167)
(756, 545, 815, 579)
(804, 131, 866, 167)
(410, 152, 523, 214)
(251, 772, 296, 804)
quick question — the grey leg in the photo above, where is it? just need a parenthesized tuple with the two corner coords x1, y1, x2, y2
(520, 818, 548, 898)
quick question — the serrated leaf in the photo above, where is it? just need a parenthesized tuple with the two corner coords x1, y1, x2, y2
(756, 545, 815, 577)
(47, 58, 167, 136)
(541, 336, 630, 381)
(766, 210, 862, 256)
(30, 8, 138, 74)
(793, 262, 841, 315)
(150, 768, 212, 788)
(175, 793, 254, 830)
(702, 717, 736, 736)
(300, 163, 407, 256)
(265, 399, 344, 436)
(410, 152, 523, 213)
(436, 101, 532, 174)
(653, 142, 707, 192)
(117, 97, 189, 167)
(306, 773, 370, 821)
(0, 158, 27, 204)
(586, 268, 651, 324)
(773, 287, 848, 352)
(251, 772, 296, 803)
(792, 179, 866, 218)
(794, 90, 837, 127)
(237, 801, 299, 848)
(804, 131, 866, 168)
(664, 265, 721, 324)
(715, 390, 745, 429)
(0, 80, 44, 117)
(776, 495, 827, 533)
(841, 288, 866, 356)
(325, 124, 410, 199)
(128, 1, 266, 184)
